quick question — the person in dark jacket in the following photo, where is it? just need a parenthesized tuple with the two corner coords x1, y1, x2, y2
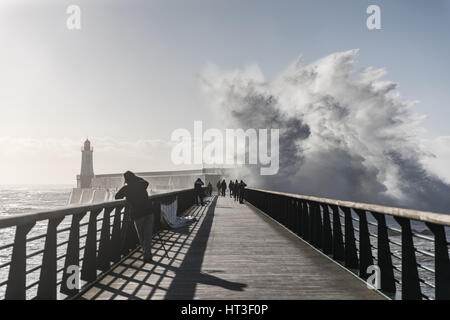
(194, 178, 205, 205)
(207, 182, 212, 196)
(221, 179, 227, 196)
(238, 180, 247, 204)
(228, 180, 234, 198)
(115, 171, 153, 262)
(233, 179, 239, 201)
(216, 181, 221, 196)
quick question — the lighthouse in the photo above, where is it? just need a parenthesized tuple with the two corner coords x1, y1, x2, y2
(80, 139, 94, 188)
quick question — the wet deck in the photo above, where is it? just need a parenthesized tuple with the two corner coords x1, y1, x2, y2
(79, 195, 384, 300)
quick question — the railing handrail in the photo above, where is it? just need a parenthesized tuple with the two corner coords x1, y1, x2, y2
(0, 188, 194, 229)
(248, 187, 450, 227)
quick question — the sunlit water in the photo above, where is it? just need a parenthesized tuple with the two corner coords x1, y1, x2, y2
(0, 185, 72, 299)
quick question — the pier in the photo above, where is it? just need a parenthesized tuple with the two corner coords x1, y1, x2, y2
(0, 187, 449, 300)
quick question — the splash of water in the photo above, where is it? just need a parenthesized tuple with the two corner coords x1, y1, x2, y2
(200, 49, 450, 212)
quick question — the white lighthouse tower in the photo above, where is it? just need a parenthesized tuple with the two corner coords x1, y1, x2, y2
(80, 139, 94, 188)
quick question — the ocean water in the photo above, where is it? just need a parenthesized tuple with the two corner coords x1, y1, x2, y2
(0, 185, 72, 299)
(0, 185, 72, 217)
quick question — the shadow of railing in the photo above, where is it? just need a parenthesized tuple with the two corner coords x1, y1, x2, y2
(77, 196, 246, 300)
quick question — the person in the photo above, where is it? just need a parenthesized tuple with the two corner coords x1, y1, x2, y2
(238, 180, 247, 204)
(221, 179, 227, 196)
(228, 180, 234, 198)
(233, 179, 239, 201)
(115, 171, 153, 262)
(207, 182, 212, 196)
(194, 178, 205, 205)
(216, 181, 221, 196)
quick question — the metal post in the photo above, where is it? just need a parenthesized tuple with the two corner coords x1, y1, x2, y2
(60, 212, 86, 296)
(5, 222, 35, 300)
(321, 204, 332, 254)
(97, 207, 114, 272)
(110, 207, 124, 263)
(372, 212, 396, 294)
(36, 216, 64, 300)
(315, 203, 323, 249)
(308, 202, 314, 245)
(342, 207, 358, 269)
(302, 201, 309, 241)
(331, 205, 344, 261)
(395, 216, 421, 300)
(81, 209, 102, 282)
(355, 209, 373, 279)
(426, 222, 450, 300)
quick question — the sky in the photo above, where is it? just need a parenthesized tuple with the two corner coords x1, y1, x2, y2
(0, 0, 450, 185)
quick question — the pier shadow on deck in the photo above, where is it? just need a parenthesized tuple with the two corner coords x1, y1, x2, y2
(79, 196, 246, 300)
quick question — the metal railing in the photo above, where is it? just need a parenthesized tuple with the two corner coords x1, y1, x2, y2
(0, 188, 195, 300)
(245, 188, 450, 300)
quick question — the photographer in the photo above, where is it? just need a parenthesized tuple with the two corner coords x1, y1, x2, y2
(115, 171, 153, 262)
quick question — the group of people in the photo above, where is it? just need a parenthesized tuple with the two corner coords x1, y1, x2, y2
(216, 179, 247, 203)
(195, 177, 247, 205)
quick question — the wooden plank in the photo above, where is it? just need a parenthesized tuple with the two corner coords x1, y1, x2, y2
(80, 196, 384, 300)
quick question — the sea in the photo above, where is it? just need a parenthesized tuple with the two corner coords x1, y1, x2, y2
(0, 185, 72, 217)
(0, 185, 73, 299)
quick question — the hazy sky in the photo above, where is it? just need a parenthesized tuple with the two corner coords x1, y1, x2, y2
(1, 0, 450, 184)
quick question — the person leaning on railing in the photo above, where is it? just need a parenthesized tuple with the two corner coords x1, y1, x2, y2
(115, 170, 154, 262)
(194, 178, 205, 206)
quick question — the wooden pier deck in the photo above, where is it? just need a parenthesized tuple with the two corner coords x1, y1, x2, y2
(79, 195, 384, 300)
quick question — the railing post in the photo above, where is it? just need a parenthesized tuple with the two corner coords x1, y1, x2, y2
(60, 212, 86, 296)
(331, 205, 344, 261)
(426, 222, 450, 300)
(294, 200, 300, 236)
(342, 207, 358, 269)
(321, 204, 332, 254)
(372, 212, 396, 294)
(308, 202, 314, 245)
(97, 207, 114, 272)
(286, 197, 295, 232)
(5, 222, 35, 300)
(355, 209, 373, 279)
(302, 201, 309, 241)
(81, 209, 102, 282)
(121, 206, 139, 255)
(315, 203, 323, 249)
(394, 216, 421, 300)
(36, 216, 64, 300)
(297, 200, 303, 238)
(110, 207, 124, 263)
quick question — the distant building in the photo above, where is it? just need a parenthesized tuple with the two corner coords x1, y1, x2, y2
(79, 139, 94, 188)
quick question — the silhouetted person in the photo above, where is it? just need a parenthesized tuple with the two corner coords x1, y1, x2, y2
(216, 181, 221, 196)
(194, 178, 205, 205)
(229, 180, 234, 197)
(115, 171, 153, 262)
(234, 179, 239, 201)
(238, 180, 247, 203)
(207, 182, 212, 196)
(221, 179, 227, 196)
